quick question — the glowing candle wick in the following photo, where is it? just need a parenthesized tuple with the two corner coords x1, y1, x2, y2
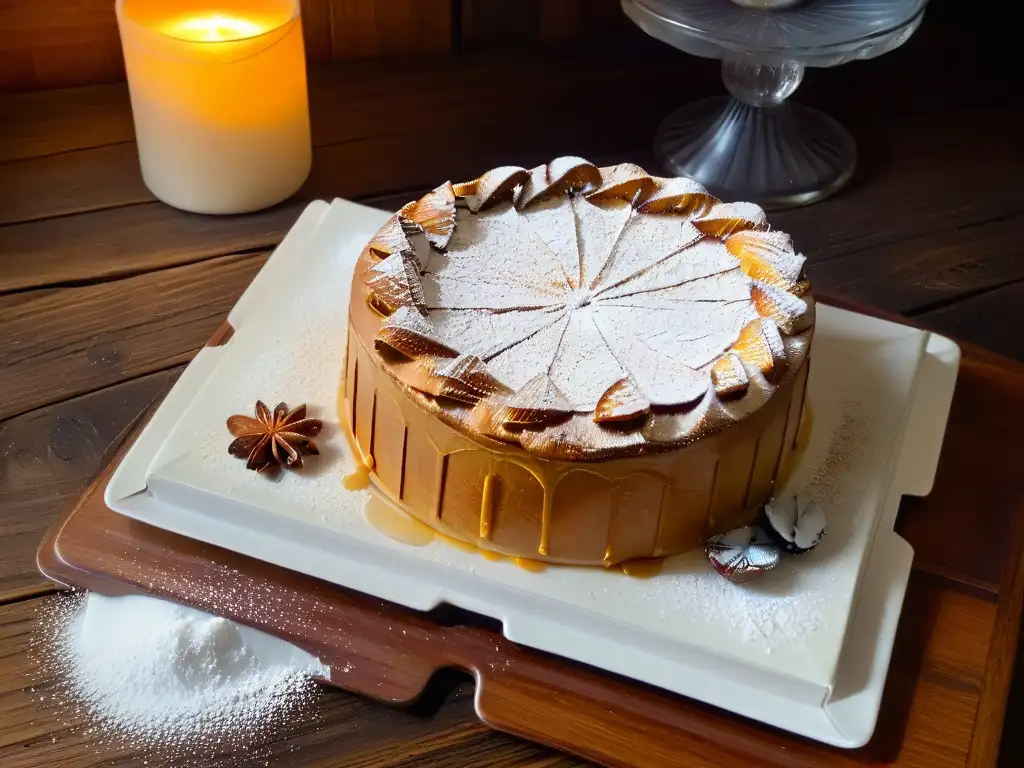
(167, 14, 265, 42)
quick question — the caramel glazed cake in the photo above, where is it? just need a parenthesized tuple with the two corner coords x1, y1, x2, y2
(344, 157, 814, 566)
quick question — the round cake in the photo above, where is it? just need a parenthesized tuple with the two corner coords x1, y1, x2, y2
(344, 157, 814, 565)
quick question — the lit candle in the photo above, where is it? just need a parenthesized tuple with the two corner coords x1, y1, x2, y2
(116, 0, 311, 214)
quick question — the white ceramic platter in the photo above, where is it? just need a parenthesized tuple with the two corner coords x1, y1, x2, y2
(106, 199, 960, 747)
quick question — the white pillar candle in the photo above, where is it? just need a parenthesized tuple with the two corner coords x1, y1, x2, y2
(116, 0, 311, 214)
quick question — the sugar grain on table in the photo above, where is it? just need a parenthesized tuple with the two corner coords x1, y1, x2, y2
(35, 591, 329, 762)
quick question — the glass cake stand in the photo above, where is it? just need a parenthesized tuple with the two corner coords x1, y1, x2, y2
(622, 0, 928, 207)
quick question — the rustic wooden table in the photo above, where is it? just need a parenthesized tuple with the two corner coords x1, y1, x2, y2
(2, 6, 1024, 766)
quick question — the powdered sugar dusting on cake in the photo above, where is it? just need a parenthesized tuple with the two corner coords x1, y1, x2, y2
(421, 206, 566, 310)
(596, 300, 753, 370)
(488, 313, 570, 391)
(413, 197, 762, 409)
(518, 196, 583, 288)
(549, 310, 627, 411)
(363, 160, 813, 453)
(597, 239, 746, 301)
(575, 197, 632, 283)
(429, 307, 563, 360)
(592, 309, 710, 406)
(589, 215, 703, 292)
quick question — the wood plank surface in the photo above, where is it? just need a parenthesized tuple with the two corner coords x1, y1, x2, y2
(3, 73, 1021, 304)
(0, 252, 268, 419)
(809, 212, 1024, 316)
(917, 281, 1024, 364)
(0, 205, 293, 294)
(0, 370, 180, 603)
(774, 107, 1024, 264)
(0, 143, 148, 225)
(0, 51, 696, 220)
(0, 84, 133, 162)
(0, 0, 123, 92)
(968, 487, 1024, 768)
(329, 0, 452, 58)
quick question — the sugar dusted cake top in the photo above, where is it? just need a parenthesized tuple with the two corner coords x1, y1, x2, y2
(356, 157, 814, 459)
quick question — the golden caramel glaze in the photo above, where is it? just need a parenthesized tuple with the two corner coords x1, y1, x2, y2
(344, 158, 813, 564)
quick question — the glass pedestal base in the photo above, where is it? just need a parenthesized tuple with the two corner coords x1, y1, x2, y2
(623, 0, 926, 208)
(654, 96, 856, 209)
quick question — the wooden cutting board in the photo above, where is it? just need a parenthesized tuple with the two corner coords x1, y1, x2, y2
(36, 315, 1024, 768)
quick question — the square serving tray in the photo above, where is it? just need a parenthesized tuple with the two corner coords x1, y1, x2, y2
(103, 199, 959, 746)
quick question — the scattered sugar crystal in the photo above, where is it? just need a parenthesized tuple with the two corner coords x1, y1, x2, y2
(32, 591, 329, 765)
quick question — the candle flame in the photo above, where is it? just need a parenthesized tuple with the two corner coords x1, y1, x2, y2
(165, 13, 267, 42)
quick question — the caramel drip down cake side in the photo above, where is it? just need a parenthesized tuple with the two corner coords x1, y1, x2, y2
(343, 325, 809, 564)
(344, 157, 814, 565)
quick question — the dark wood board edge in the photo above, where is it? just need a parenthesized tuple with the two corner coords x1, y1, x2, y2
(968, 499, 1024, 768)
(206, 319, 235, 348)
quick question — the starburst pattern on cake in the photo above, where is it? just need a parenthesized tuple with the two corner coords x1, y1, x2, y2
(361, 157, 814, 455)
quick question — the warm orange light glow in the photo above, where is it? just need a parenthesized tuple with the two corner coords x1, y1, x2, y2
(164, 13, 267, 42)
(116, 0, 310, 213)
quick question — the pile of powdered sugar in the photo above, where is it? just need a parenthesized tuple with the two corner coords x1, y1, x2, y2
(37, 591, 329, 760)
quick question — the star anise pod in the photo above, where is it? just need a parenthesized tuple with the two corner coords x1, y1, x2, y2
(227, 401, 322, 473)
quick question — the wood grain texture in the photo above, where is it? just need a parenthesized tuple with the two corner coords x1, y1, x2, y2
(0, 49, 687, 167)
(0, 203, 295, 294)
(772, 107, 1024, 266)
(8, 29, 1007, 225)
(968, 488, 1024, 768)
(0, 252, 268, 419)
(2, 53, 686, 220)
(300, 0, 335, 61)
(0, 83, 133, 162)
(0, 369, 179, 603)
(328, 0, 452, 59)
(0, 143, 147, 225)
(916, 280, 1024, 364)
(0, 0, 123, 92)
(808, 213, 1024, 316)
